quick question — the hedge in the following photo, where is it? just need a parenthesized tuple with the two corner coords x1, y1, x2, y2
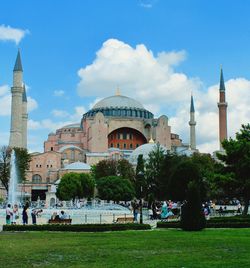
(157, 218, 250, 229)
(3, 223, 151, 232)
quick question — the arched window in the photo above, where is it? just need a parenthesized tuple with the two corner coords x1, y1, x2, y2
(32, 174, 42, 183)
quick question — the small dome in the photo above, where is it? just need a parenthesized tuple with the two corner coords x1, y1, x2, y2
(129, 143, 168, 165)
(93, 95, 144, 110)
(64, 162, 91, 170)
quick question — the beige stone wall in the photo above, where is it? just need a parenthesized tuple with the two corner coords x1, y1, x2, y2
(88, 113, 108, 152)
(155, 115, 171, 149)
(27, 151, 62, 183)
(86, 155, 109, 166)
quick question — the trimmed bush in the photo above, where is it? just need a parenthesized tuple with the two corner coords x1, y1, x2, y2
(3, 223, 151, 232)
(157, 215, 250, 229)
(180, 181, 206, 231)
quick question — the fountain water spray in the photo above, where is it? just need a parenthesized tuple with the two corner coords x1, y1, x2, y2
(8, 150, 18, 205)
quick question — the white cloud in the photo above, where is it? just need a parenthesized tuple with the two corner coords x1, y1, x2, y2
(53, 90, 65, 97)
(27, 97, 38, 112)
(0, 85, 9, 96)
(0, 24, 29, 44)
(0, 94, 11, 116)
(139, 0, 157, 8)
(77, 39, 200, 112)
(52, 109, 69, 118)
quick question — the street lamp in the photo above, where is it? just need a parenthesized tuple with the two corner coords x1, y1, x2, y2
(138, 171, 144, 224)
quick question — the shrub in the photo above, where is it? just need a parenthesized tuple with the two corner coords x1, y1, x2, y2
(3, 223, 151, 232)
(180, 181, 206, 231)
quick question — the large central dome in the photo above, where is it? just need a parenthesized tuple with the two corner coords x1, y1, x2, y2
(93, 95, 144, 109)
(82, 94, 153, 120)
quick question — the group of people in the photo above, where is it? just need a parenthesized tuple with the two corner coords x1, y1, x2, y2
(5, 203, 42, 225)
(51, 210, 69, 221)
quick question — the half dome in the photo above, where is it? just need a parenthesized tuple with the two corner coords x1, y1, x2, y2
(129, 143, 168, 165)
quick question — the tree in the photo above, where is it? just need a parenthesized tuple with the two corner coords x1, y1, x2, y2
(217, 124, 250, 215)
(0, 146, 11, 191)
(56, 173, 81, 201)
(117, 159, 135, 182)
(145, 143, 165, 199)
(14, 147, 31, 182)
(78, 173, 95, 199)
(96, 176, 135, 202)
(180, 181, 206, 231)
(92, 159, 135, 182)
(135, 154, 146, 199)
(91, 159, 117, 180)
(168, 158, 202, 201)
(56, 172, 95, 201)
(0, 146, 31, 192)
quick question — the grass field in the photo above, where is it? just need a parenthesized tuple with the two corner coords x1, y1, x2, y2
(1, 229, 250, 268)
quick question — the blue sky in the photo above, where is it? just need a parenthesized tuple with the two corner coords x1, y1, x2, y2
(1, 0, 250, 153)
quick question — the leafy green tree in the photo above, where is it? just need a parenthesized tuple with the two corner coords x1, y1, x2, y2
(218, 124, 250, 215)
(0, 146, 31, 192)
(92, 159, 135, 182)
(57, 173, 95, 201)
(168, 158, 202, 201)
(180, 181, 206, 231)
(135, 154, 146, 198)
(117, 159, 135, 182)
(0, 146, 11, 191)
(78, 173, 95, 199)
(145, 143, 165, 199)
(56, 173, 81, 201)
(14, 147, 31, 182)
(91, 159, 117, 180)
(96, 176, 135, 202)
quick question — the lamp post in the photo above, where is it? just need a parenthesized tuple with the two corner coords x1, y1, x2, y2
(138, 171, 144, 224)
(140, 186, 143, 224)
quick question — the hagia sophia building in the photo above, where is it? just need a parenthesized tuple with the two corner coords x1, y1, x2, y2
(6, 51, 228, 204)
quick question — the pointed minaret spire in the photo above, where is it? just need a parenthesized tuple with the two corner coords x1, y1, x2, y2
(219, 66, 225, 92)
(218, 66, 228, 150)
(13, 49, 23, 72)
(190, 94, 195, 113)
(189, 93, 196, 150)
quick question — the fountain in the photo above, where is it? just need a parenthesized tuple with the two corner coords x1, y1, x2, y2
(8, 150, 19, 205)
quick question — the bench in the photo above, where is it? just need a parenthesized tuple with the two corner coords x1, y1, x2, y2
(48, 218, 72, 224)
(161, 215, 180, 222)
(116, 216, 134, 223)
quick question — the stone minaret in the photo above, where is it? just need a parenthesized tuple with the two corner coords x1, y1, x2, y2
(22, 84, 28, 149)
(189, 94, 196, 150)
(9, 50, 24, 148)
(217, 67, 228, 150)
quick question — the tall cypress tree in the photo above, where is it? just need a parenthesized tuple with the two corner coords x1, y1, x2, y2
(180, 181, 206, 231)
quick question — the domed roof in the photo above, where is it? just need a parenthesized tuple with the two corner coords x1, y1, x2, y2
(129, 143, 168, 165)
(93, 95, 144, 110)
(64, 162, 91, 170)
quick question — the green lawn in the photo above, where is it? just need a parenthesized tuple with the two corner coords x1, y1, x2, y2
(1, 229, 250, 268)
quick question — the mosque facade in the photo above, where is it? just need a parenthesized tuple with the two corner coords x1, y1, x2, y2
(6, 51, 228, 204)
